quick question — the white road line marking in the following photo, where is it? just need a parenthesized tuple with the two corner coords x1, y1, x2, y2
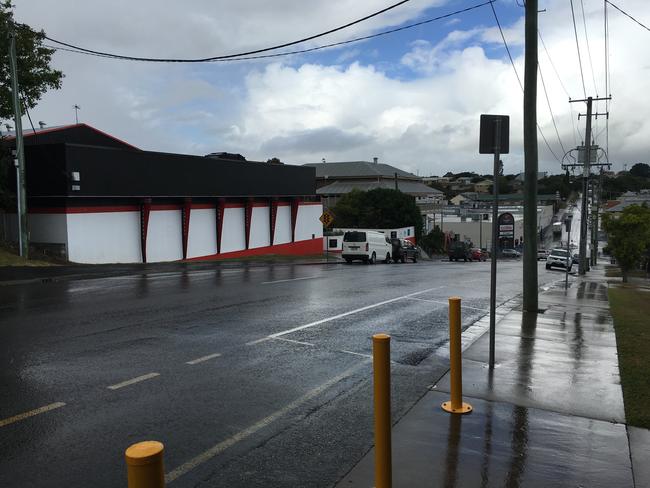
(404, 296, 489, 312)
(339, 350, 373, 359)
(165, 361, 368, 483)
(0, 402, 66, 428)
(261, 276, 319, 285)
(186, 353, 222, 365)
(245, 337, 273, 346)
(272, 337, 315, 347)
(107, 372, 160, 390)
(264, 286, 444, 340)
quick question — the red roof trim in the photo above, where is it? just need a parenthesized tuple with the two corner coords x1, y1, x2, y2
(5, 123, 140, 151)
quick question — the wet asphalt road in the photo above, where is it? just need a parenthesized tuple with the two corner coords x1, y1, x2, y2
(0, 259, 560, 487)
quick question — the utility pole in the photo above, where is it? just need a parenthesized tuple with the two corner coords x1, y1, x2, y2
(522, 0, 538, 312)
(567, 95, 610, 275)
(74, 104, 81, 124)
(8, 22, 28, 258)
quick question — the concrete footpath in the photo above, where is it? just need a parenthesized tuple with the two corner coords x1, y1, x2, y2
(338, 266, 649, 487)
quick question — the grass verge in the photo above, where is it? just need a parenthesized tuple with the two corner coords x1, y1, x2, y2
(609, 285, 650, 428)
(0, 247, 55, 267)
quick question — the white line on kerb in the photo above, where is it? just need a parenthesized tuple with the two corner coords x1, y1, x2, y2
(165, 361, 368, 483)
(261, 276, 319, 285)
(0, 402, 66, 428)
(186, 353, 222, 365)
(107, 372, 160, 390)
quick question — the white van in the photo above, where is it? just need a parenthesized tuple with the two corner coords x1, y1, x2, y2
(342, 230, 392, 264)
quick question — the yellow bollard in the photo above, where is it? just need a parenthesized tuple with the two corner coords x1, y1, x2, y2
(125, 441, 165, 488)
(442, 297, 472, 414)
(373, 333, 392, 488)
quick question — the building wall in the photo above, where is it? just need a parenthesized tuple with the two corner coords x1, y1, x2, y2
(274, 205, 291, 244)
(147, 209, 183, 262)
(250, 206, 270, 248)
(187, 207, 217, 259)
(221, 206, 246, 253)
(295, 203, 323, 241)
(67, 211, 141, 263)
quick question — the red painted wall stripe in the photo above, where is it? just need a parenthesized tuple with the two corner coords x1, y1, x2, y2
(186, 238, 323, 262)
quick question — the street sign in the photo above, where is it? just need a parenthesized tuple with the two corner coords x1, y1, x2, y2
(498, 212, 515, 238)
(319, 210, 335, 228)
(479, 114, 510, 154)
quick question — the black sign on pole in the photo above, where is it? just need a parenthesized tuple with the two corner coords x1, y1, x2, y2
(479, 115, 510, 154)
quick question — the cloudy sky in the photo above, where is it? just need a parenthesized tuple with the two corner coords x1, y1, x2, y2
(11, 0, 650, 176)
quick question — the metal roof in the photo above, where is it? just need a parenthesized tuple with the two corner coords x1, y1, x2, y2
(304, 161, 420, 180)
(317, 179, 442, 196)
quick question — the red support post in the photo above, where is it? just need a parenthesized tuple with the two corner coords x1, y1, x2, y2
(216, 198, 225, 254)
(140, 198, 151, 263)
(181, 198, 192, 260)
(269, 198, 278, 246)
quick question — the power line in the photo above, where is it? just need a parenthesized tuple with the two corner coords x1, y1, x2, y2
(538, 65, 567, 156)
(569, 0, 587, 97)
(489, 2, 560, 162)
(579, 0, 598, 94)
(43, 1, 416, 63)
(606, 0, 650, 32)
(45, 1, 495, 63)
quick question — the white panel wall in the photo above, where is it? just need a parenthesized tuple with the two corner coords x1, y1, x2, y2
(221, 207, 245, 253)
(250, 207, 270, 249)
(147, 210, 183, 262)
(187, 208, 217, 258)
(295, 204, 323, 241)
(274, 206, 291, 245)
(29, 214, 68, 244)
(67, 211, 141, 263)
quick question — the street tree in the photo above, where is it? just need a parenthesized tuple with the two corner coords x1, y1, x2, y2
(0, 1, 63, 121)
(629, 163, 650, 179)
(332, 188, 424, 240)
(602, 204, 650, 282)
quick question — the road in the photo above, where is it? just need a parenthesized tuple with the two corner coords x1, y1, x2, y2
(0, 259, 562, 487)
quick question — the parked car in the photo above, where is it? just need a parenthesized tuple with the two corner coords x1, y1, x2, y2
(501, 249, 521, 258)
(448, 241, 472, 262)
(546, 248, 572, 271)
(537, 249, 549, 260)
(470, 248, 487, 262)
(342, 230, 392, 264)
(572, 252, 580, 265)
(391, 238, 420, 263)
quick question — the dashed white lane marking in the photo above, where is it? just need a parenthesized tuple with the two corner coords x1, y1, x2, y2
(261, 276, 319, 285)
(165, 361, 368, 483)
(0, 402, 66, 428)
(186, 353, 222, 365)
(107, 372, 160, 390)
(404, 296, 489, 312)
(271, 337, 315, 347)
(244, 286, 444, 345)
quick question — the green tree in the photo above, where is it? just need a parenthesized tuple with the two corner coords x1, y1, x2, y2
(629, 163, 650, 179)
(332, 188, 424, 240)
(602, 204, 650, 282)
(419, 225, 445, 254)
(1, 2, 63, 120)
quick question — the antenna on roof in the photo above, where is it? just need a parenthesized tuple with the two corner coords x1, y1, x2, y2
(38, 121, 46, 129)
(4, 124, 12, 132)
(322, 158, 326, 163)
(73, 104, 81, 124)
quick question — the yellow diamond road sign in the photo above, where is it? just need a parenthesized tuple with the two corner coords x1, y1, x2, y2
(319, 210, 334, 228)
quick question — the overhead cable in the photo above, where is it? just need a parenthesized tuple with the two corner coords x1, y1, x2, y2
(579, 0, 598, 94)
(605, 0, 650, 32)
(569, 0, 587, 97)
(43, 0, 416, 62)
(539, 66, 567, 156)
(489, 2, 561, 162)
(45, 1, 495, 63)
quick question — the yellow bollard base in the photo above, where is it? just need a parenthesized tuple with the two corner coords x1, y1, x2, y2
(441, 401, 473, 414)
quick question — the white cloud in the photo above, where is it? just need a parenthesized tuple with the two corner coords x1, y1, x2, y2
(9, 0, 650, 176)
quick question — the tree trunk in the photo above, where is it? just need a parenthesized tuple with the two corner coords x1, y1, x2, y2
(622, 269, 629, 283)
